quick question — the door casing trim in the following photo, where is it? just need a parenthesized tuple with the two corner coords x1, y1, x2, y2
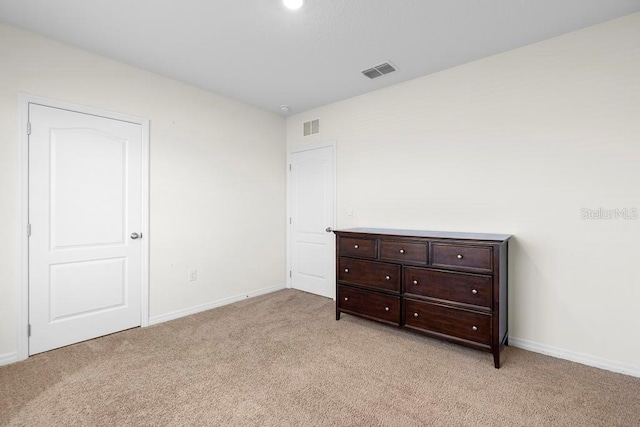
(286, 140, 338, 300)
(17, 93, 150, 361)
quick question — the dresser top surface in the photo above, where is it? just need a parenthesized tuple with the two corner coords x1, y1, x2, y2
(334, 228, 512, 242)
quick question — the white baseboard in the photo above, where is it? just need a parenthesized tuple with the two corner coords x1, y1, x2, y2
(509, 337, 640, 378)
(148, 283, 286, 326)
(0, 351, 18, 367)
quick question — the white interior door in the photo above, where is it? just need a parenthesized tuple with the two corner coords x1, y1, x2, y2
(290, 146, 335, 299)
(28, 103, 143, 355)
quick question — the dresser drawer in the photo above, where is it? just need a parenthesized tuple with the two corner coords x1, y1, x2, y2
(404, 299, 491, 345)
(431, 243, 493, 272)
(404, 268, 492, 308)
(338, 285, 400, 325)
(339, 236, 377, 259)
(380, 240, 428, 264)
(338, 258, 400, 292)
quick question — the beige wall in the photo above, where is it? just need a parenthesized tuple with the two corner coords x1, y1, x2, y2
(0, 25, 287, 358)
(287, 14, 640, 373)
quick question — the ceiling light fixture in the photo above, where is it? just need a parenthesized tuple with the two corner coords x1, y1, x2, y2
(283, 0, 303, 10)
(280, 105, 291, 114)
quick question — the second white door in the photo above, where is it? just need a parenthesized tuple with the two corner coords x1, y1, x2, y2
(290, 146, 335, 299)
(28, 103, 143, 355)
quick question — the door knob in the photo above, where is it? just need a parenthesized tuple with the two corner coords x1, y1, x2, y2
(130, 232, 141, 240)
(325, 227, 333, 232)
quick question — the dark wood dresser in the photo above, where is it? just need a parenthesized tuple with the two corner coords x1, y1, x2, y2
(334, 228, 511, 368)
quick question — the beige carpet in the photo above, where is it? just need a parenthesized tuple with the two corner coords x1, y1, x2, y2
(1, 289, 639, 426)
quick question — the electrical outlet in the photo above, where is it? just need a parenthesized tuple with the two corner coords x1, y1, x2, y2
(189, 269, 197, 281)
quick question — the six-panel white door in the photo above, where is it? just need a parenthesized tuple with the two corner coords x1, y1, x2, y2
(28, 104, 143, 355)
(290, 146, 335, 299)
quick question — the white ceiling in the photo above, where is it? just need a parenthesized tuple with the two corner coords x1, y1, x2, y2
(1, 0, 639, 115)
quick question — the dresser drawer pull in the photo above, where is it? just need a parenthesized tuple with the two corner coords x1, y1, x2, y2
(472, 326, 478, 331)
(457, 254, 463, 259)
(354, 244, 359, 249)
(344, 297, 349, 301)
(472, 289, 478, 294)
(344, 268, 349, 273)
(385, 275, 391, 280)
(385, 306, 390, 312)
(399, 249, 405, 254)
(413, 312, 419, 318)
(413, 280, 418, 285)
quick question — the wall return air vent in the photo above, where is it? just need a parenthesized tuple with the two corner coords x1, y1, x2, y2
(362, 62, 397, 79)
(303, 119, 320, 136)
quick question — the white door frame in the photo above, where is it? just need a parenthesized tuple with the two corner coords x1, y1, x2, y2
(286, 140, 337, 299)
(17, 93, 150, 361)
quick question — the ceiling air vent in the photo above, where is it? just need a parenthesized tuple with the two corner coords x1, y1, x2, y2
(303, 119, 320, 136)
(362, 62, 397, 79)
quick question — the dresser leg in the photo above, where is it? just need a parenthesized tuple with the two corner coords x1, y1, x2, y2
(493, 351, 501, 369)
(336, 309, 341, 320)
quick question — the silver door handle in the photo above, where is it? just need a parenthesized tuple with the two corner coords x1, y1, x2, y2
(325, 227, 333, 232)
(130, 232, 141, 240)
